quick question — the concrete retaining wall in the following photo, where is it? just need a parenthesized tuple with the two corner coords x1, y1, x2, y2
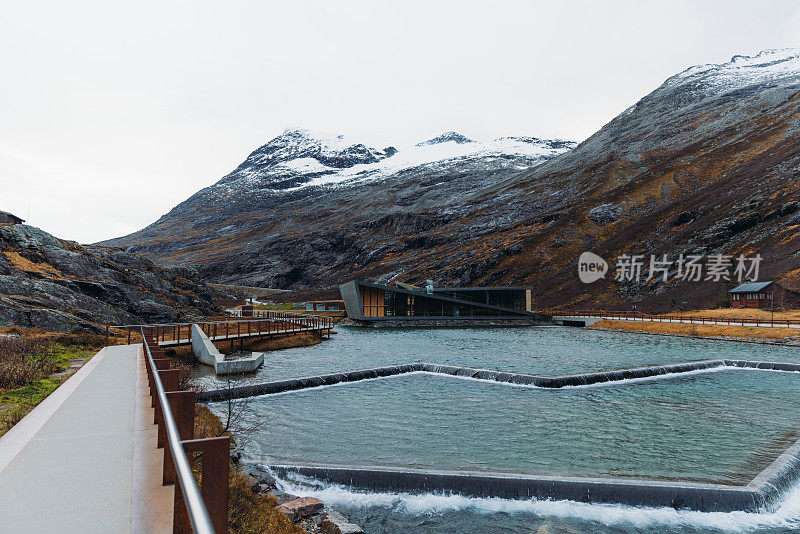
(552, 316, 604, 327)
(197, 363, 419, 401)
(190, 324, 264, 375)
(271, 465, 766, 512)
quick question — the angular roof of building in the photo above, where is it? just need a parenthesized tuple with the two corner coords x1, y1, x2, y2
(728, 281, 774, 293)
(0, 210, 24, 221)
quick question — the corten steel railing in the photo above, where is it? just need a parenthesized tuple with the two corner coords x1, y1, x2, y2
(109, 312, 334, 345)
(549, 309, 800, 328)
(141, 328, 230, 534)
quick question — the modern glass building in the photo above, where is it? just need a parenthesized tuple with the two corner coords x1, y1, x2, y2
(339, 280, 541, 322)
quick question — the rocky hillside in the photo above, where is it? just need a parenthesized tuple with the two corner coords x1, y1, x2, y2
(0, 224, 217, 331)
(104, 130, 575, 288)
(106, 49, 800, 312)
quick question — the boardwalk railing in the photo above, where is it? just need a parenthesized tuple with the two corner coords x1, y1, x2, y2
(111, 313, 334, 345)
(226, 308, 336, 320)
(142, 329, 229, 534)
(550, 310, 800, 328)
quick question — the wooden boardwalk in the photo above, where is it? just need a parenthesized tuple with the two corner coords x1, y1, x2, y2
(112, 315, 335, 347)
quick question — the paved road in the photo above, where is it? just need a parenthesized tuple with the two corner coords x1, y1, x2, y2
(0, 344, 172, 533)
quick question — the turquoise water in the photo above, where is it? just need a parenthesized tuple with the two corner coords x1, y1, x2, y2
(202, 326, 800, 533)
(235, 370, 800, 484)
(196, 325, 800, 389)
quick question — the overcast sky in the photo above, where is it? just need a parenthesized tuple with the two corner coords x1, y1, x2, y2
(3, 0, 800, 244)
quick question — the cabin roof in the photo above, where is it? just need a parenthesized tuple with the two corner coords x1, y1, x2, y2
(728, 281, 773, 293)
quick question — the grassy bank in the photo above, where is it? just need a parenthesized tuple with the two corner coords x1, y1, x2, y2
(194, 405, 303, 534)
(0, 329, 111, 436)
(592, 319, 800, 341)
(164, 330, 325, 362)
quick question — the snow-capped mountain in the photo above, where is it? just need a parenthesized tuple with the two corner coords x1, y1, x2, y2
(213, 128, 575, 194)
(107, 50, 800, 312)
(667, 48, 800, 94)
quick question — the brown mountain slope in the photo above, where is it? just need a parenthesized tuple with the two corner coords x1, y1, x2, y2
(106, 50, 800, 312)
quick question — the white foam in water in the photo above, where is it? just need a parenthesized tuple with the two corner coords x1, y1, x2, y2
(272, 469, 800, 532)
(416, 365, 733, 390)
(214, 364, 751, 404)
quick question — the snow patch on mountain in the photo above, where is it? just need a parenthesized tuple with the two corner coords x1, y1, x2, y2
(667, 48, 800, 93)
(216, 128, 576, 194)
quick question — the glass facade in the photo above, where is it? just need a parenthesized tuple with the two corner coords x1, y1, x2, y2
(431, 289, 526, 311)
(361, 285, 530, 318)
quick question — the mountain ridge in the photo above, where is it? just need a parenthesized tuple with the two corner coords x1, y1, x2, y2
(104, 49, 800, 311)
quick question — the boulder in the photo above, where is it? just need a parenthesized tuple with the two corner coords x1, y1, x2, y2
(276, 497, 324, 522)
(588, 203, 622, 226)
(320, 511, 364, 534)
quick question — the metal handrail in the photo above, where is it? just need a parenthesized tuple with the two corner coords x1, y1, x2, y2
(112, 312, 333, 329)
(549, 309, 800, 327)
(141, 328, 216, 534)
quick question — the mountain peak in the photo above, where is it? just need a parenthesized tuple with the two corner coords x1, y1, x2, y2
(242, 128, 396, 171)
(666, 48, 800, 94)
(416, 131, 474, 146)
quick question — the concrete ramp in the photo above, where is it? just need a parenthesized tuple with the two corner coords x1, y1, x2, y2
(191, 324, 264, 375)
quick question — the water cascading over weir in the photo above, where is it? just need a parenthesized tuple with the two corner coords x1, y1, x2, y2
(197, 358, 800, 512)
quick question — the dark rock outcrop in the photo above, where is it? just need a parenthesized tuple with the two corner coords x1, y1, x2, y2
(0, 224, 217, 331)
(588, 203, 622, 226)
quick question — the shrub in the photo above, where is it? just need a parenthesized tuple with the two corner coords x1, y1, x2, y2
(0, 337, 58, 388)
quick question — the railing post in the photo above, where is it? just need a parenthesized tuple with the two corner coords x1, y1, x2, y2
(182, 437, 230, 534)
(164, 391, 196, 485)
(156, 369, 179, 447)
(173, 483, 190, 534)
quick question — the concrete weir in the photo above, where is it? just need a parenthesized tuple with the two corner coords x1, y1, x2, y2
(271, 465, 766, 512)
(197, 358, 800, 511)
(191, 324, 264, 375)
(196, 358, 790, 401)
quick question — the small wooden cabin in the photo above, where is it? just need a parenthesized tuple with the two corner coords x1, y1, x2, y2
(729, 281, 800, 309)
(0, 211, 24, 225)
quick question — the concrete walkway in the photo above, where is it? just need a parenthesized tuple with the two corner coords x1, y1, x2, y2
(0, 344, 172, 533)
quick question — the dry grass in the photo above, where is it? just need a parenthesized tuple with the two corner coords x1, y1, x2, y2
(0, 329, 109, 436)
(659, 308, 800, 321)
(0, 337, 59, 388)
(193, 406, 303, 534)
(238, 332, 322, 353)
(593, 319, 800, 341)
(3, 251, 64, 278)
